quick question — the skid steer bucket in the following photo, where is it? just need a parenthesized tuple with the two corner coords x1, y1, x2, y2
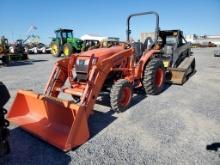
(166, 68, 186, 84)
(7, 90, 90, 151)
(166, 56, 195, 85)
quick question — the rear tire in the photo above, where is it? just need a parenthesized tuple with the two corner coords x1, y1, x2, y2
(63, 43, 73, 57)
(21, 53, 28, 60)
(110, 79, 133, 112)
(2, 55, 10, 66)
(51, 42, 61, 57)
(143, 58, 165, 95)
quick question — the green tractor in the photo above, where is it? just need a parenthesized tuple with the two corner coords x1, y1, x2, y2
(50, 29, 83, 57)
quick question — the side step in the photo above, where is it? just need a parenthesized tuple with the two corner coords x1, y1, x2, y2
(166, 56, 195, 85)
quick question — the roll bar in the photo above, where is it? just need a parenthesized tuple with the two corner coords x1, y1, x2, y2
(127, 11, 160, 44)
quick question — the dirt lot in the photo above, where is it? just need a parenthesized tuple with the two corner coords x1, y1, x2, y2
(1, 48, 220, 164)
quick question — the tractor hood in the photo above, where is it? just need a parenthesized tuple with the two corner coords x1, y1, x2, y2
(79, 46, 125, 61)
(67, 37, 82, 43)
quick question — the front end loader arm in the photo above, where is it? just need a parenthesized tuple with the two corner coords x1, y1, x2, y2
(44, 58, 70, 97)
(7, 48, 132, 151)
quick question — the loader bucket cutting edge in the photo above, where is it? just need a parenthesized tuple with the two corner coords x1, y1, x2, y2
(167, 69, 186, 85)
(7, 90, 90, 151)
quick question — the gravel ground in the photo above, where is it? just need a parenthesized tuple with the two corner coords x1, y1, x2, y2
(1, 48, 220, 164)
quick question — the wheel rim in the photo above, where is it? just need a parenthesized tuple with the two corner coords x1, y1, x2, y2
(51, 44, 58, 54)
(119, 87, 132, 106)
(64, 47, 69, 56)
(155, 68, 164, 87)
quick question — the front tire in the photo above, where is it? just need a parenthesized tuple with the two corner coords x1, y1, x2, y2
(143, 58, 165, 95)
(110, 79, 133, 112)
(21, 53, 28, 60)
(51, 42, 61, 57)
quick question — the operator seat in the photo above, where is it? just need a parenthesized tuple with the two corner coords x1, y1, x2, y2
(132, 41, 144, 62)
(163, 45, 173, 55)
(143, 37, 154, 51)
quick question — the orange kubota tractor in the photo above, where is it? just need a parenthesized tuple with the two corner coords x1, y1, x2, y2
(7, 11, 195, 151)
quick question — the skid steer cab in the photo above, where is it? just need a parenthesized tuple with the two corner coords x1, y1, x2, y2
(8, 11, 195, 151)
(50, 28, 83, 57)
(155, 30, 196, 84)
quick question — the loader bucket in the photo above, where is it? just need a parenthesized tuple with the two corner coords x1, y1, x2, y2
(7, 90, 90, 151)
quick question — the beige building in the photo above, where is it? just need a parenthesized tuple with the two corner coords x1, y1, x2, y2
(140, 32, 155, 43)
